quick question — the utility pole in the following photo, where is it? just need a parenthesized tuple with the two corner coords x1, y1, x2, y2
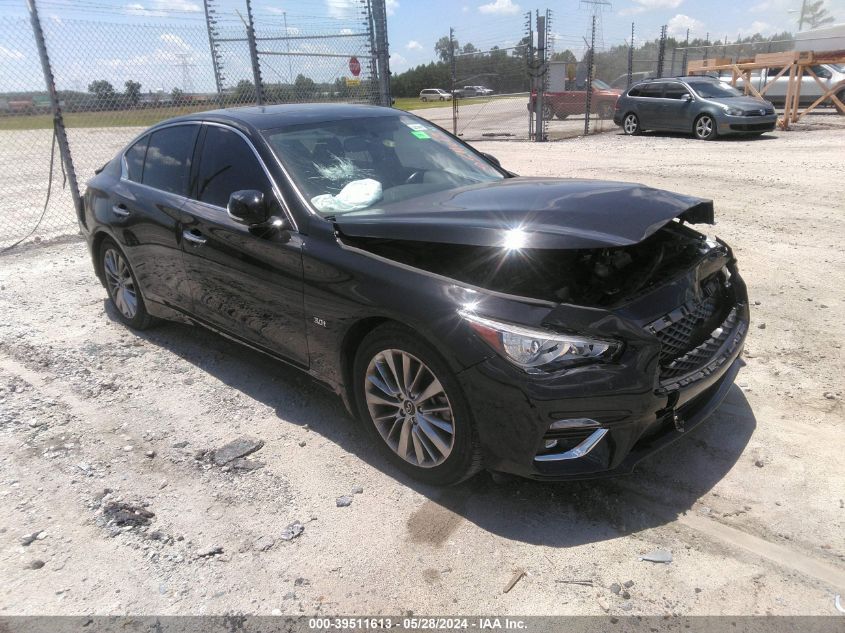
(798, 0, 808, 31)
(283, 12, 294, 84)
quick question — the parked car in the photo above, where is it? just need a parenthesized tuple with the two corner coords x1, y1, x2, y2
(82, 104, 748, 485)
(716, 63, 845, 110)
(453, 86, 480, 98)
(473, 85, 494, 96)
(614, 76, 777, 140)
(529, 79, 622, 120)
(419, 88, 452, 102)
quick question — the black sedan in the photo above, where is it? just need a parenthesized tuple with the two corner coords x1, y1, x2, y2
(81, 104, 749, 485)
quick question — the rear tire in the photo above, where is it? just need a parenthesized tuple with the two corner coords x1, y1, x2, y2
(622, 112, 640, 135)
(542, 103, 553, 120)
(353, 323, 482, 486)
(99, 237, 155, 330)
(421, 97, 428, 102)
(694, 114, 717, 140)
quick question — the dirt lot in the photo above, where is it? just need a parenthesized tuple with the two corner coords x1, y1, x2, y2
(1, 124, 843, 617)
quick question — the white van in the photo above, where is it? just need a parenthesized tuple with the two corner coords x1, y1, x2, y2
(722, 63, 845, 108)
(419, 89, 452, 102)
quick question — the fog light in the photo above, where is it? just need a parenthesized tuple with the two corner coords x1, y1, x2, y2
(544, 439, 558, 449)
(549, 418, 600, 430)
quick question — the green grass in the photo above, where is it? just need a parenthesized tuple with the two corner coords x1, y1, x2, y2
(392, 97, 456, 111)
(0, 105, 222, 131)
(0, 95, 530, 130)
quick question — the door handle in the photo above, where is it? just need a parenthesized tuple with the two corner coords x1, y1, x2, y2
(182, 229, 207, 246)
(112, 204, 130, 217)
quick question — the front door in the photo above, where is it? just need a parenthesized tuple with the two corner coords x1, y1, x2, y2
(660, 82, 695, 131)
(179, 123, 308, 367)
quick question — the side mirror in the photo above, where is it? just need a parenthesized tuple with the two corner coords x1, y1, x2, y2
(682, 93, 693, 101)
(227, 189, 269, 226)
(482, 152, 501, 167)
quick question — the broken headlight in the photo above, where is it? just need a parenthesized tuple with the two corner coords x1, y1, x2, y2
(459, 311, 620, 371)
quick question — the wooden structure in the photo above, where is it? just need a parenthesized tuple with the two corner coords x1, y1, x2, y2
(687, 50, 845, 130)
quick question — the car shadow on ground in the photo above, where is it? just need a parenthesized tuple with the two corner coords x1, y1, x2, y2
(617, 130, 778, 142)
(114, 306, 756, 549)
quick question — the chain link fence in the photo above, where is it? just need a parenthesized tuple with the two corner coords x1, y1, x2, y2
(0, 1, 388, 250)
(0, 16, 74, 248)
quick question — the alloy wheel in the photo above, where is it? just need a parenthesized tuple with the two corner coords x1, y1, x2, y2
(103, 248, 138, 319)
(695, 115, 714, 139)
(623, 113, 638, 134)
(364, 349, 455, 468)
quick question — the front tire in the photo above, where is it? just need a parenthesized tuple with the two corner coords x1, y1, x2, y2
(421, 97, 428, 102)
(353, 323, 482, 485)
(99, 238, 155, 330)
(622, 112, 640, 135)
(694, 114, 717, 140)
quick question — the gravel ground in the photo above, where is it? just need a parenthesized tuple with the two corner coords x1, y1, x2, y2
(0, 123, 843, 617)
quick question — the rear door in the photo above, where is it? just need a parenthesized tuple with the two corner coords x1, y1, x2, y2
(109, 123, 198, 310)
(636, 83, 665, 128)
(179, 123, 308, 366)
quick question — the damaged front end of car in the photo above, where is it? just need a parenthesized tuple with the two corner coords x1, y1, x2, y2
(334, 179, 749, 479)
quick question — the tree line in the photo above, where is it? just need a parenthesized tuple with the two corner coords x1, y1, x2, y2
(389, 30, 797, 98)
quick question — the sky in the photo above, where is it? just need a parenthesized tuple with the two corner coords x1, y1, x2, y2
(1, 0, 843, 92)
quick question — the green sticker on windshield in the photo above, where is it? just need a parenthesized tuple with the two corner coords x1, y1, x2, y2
(411, 130, 430, 139)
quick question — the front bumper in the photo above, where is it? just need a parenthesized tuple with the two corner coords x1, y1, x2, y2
(457, 274, 749, 481)
(718, 113, 777, 134)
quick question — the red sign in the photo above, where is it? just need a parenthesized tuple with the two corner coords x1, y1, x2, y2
(349, 56, 361, 77)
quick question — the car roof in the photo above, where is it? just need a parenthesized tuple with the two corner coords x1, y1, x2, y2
(162, 103, 399, 133)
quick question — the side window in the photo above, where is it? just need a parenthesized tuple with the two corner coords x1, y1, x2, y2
(142, 125, 196, 195)
(124, 135, 148, 182)
(807, 65, 831, 79)
(627, 87, 641, 97)
(639, 84, 664, 98)
(663, 82, 688, 99)
(196, 125, 276, 210)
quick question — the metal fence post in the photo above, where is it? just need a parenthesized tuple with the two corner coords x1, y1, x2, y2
(681, 28, 689, 74)
(372, 0, 391, 106)
(584, 14, 596, 136)
(627, 22, 634, 88)
(27, 0, 82, 219)
(244, 0, 264, 105)
(535, 12, 546, 142)
(203, 0, 225, 104)
(656, 24, 667, 78)
(450, 27, 457, 135)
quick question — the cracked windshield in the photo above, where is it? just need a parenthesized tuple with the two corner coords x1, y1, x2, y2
(263, 114, 504, 215)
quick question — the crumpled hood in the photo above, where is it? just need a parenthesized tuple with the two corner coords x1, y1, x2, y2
(334, 178, 714, 250)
